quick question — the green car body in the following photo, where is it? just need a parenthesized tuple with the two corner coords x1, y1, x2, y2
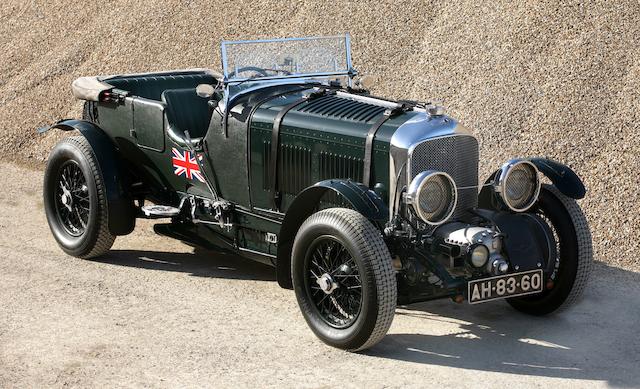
(42, 35, 592, 350)
(78, 75, 417, 276)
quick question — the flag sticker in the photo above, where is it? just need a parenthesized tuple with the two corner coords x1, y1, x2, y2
(171, 148, 205, 182)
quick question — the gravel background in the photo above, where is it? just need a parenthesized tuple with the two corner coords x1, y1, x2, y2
(0, 0, 637, 270)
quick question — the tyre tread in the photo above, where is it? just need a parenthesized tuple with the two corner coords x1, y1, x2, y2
(294, 208, 396, 351)
(57, 136, 115, 258)
(545, 185, 593, 312)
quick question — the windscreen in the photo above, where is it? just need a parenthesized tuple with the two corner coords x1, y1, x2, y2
(221, 35, 351, 81)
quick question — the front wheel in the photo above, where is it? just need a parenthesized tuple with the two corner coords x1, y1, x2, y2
(292, 208, 397, 351)
(43, 136, 115, 258)
(507, 184, 593, 315)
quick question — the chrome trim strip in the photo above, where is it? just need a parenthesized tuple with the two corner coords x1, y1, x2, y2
(253, 207, 285, 217)
(222, 35, 349, 45)
(221, 42, 229, 78)
(226, 71, 353, 84)
(345, 33, 353, 73)
(236, 207, 283, 224)
(238, 247, 277, 259)
(335, 91, 401, 109)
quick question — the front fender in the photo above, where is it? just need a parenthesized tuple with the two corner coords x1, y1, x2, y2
(49, 119, 136, 235)
(527, 158, 586, 199)
(275, 179, 388, 289)
(479, 158, 586, 209)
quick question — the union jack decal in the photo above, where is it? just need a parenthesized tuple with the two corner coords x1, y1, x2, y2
(171, 148, 205, 183)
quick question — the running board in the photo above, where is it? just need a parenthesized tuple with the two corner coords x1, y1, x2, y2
(140, 205, 180, 219)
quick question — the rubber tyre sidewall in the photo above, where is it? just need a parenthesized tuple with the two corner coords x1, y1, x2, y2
(44, 139, 102, 257)
(292, 214, 383, 350)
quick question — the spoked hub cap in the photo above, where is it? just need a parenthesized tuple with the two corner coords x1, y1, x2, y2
(305, 236, 362, 329)
(316, 273, 339, 294)
(54, 161, 90, 236)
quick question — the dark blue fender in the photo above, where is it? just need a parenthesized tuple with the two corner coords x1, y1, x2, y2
(276, 179, 388, 288)
(527, 158, 586, 199)
(49, 119, 136, 235)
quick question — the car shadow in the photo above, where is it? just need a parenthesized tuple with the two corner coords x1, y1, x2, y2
(366, 262, 640, 387)
(89, 249, 638, 386)
(89, 247, 276, 282)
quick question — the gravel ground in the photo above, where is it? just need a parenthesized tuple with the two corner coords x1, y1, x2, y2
(1, 162, 640, 387)
(1, 0, 638, 270)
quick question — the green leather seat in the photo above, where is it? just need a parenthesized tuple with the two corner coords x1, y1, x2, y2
(161, 88, 212, 143)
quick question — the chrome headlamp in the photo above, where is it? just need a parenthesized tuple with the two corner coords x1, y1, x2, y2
(405, 171, 457, 225)
(495, 160, 541, 212)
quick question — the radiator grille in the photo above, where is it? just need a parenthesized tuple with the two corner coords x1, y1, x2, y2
(409, 135, 479, 218)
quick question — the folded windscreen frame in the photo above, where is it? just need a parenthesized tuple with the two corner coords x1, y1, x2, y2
(220, 35, 354, 84)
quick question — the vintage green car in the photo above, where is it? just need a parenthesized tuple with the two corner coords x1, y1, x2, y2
(41, 35, 592, 351)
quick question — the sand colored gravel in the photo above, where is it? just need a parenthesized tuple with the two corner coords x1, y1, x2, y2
(0, 0, 637, 269)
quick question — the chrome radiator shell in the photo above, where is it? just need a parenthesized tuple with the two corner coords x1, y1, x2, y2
(409, 135, 479, 219)
(389, 113, 479, 222)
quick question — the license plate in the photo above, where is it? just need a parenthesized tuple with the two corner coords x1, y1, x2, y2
(467, 269, 544, 304)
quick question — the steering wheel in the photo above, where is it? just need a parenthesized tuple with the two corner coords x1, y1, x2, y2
(227, 66, 270, 79)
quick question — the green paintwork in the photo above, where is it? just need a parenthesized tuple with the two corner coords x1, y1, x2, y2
(85, 72, 417, 269)
(132, 98, 165, 152)
(246, 91, 413, 212)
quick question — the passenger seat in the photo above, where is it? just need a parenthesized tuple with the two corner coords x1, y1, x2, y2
(161, 88, 212, 147)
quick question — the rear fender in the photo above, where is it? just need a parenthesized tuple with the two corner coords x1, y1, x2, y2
(276, 179, 388, 289)
(50, 119, 136, 235)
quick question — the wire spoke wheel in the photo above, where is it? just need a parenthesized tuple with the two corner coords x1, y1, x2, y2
(54, 160, 90, 237)
(304, 236, 362, 329)
(44, 136, 117, 258)
(292, 208, 396, 351)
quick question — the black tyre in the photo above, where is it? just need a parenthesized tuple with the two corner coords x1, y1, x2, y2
(44, 136, 115, 258)
(292, 208, 397, 351)
(507, 185, 592, 315)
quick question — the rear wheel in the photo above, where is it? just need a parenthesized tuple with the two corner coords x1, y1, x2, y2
(292, 208, 397, 351)
(507, 185, 592, 314)
(44, 136, 115, 258)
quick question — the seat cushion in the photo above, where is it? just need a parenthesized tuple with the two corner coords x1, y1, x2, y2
(161, 88, 211, 139)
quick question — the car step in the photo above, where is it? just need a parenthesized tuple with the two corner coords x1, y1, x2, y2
(140, 205, 180, 219)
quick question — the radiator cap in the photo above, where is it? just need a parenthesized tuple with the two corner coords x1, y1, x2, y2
(426, 102, 445, 117)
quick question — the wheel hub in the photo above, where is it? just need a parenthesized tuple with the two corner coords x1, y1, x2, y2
(316, 273, 339, 295)
(60, 184, 73, 211)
